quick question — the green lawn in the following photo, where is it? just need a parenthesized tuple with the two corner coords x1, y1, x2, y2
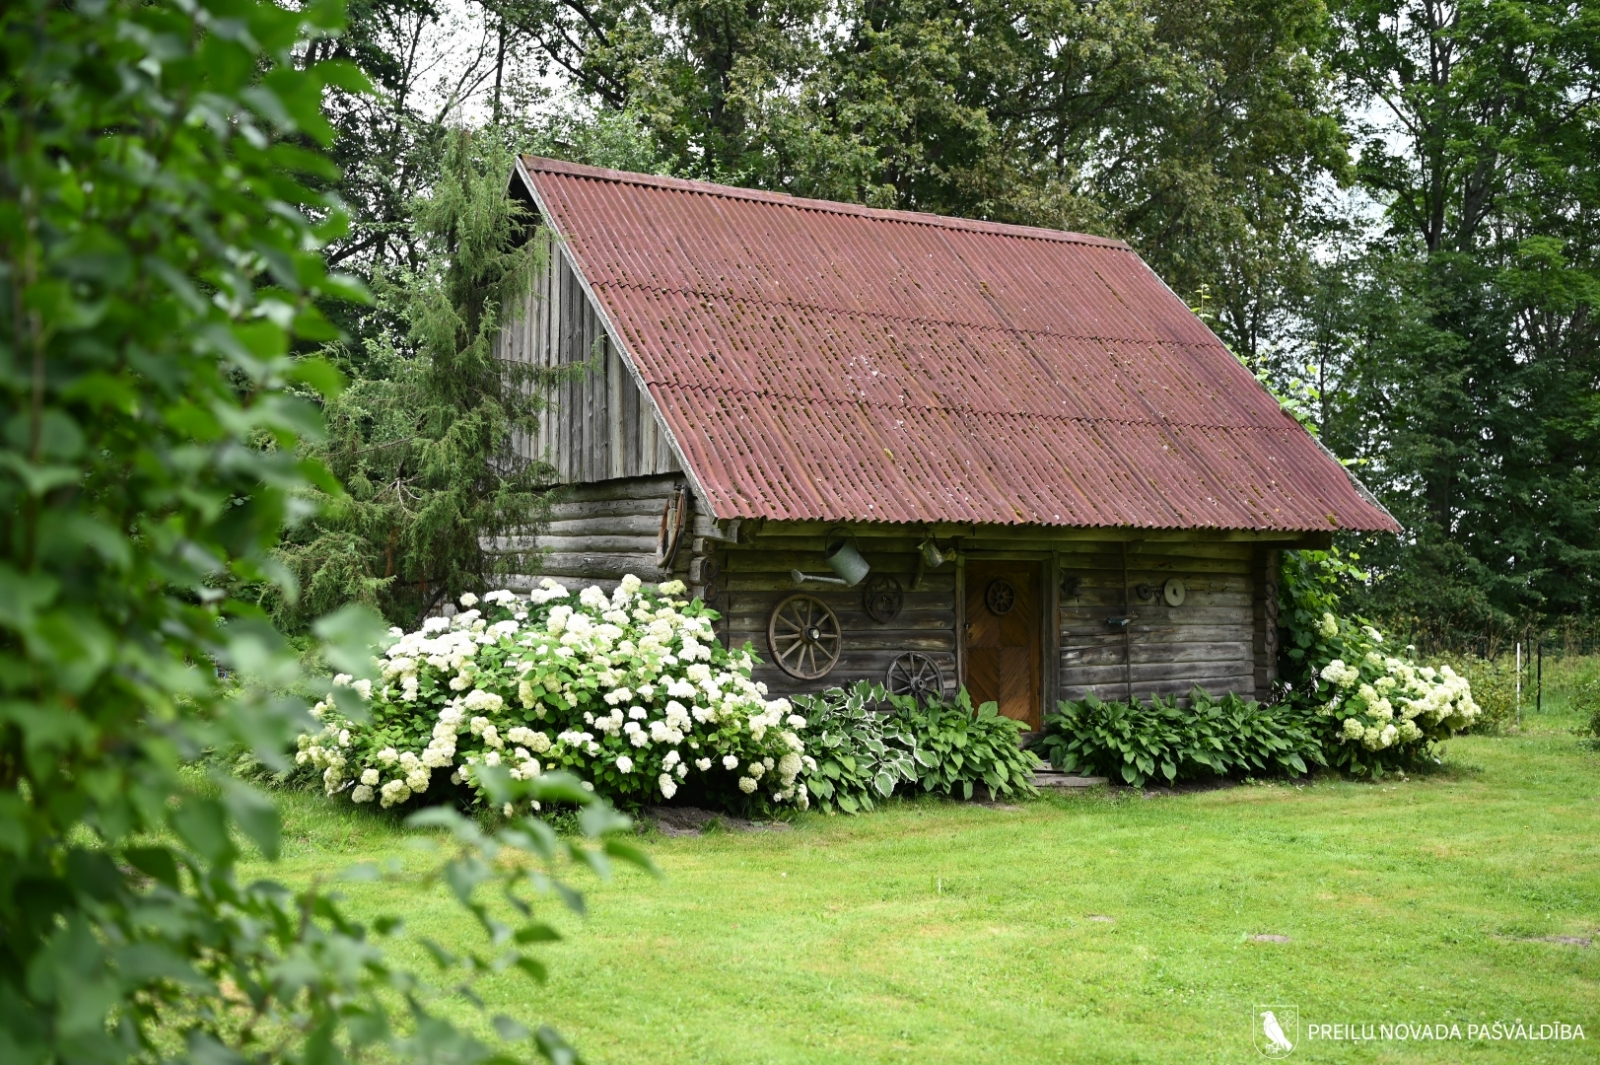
(259, 709, 1600, 1063)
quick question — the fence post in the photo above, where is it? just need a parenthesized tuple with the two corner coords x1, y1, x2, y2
(1536, 637, 1543, 715)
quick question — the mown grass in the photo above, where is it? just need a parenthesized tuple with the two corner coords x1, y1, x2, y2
(254, 708, 1600, 1064)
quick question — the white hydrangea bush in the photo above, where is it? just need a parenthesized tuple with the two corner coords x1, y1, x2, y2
(1308, 616, 1480, 773)
(296, 576, 813, 813)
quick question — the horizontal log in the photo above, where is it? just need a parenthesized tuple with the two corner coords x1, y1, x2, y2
(559, 475, 683, 503)
(741, 647, 958, 670)
(1118, 542, 1255, 561)
(749, 655, 960, 690)
(1061, 635, 1253, 653)
(543, 513, 667, 537)
(1062, 614, 1252, 637)
(1062, 642, 1252, 666)
(691, 513, 741, 542)
(738, 631, 957, 655)
(721, 588, 954, 613)
(741, 534, 945, 554)
(722, 550, 974, 574)
(729, 572, 953, 598)
(1063, 603, 1253, 618)
(1058, 555, 1253, 575)
(527, 552, 664, 580)
(1060, 588, 1252, 609)
(725, 613, 955, 637)
(1061, 661, 1255, 685)
(1060, 678, 1256, 703)
(727, 546, 1252, 578)
(545, 498, 668, 521)
(750, 520, 976, 538)
(506, 535, 656, 554)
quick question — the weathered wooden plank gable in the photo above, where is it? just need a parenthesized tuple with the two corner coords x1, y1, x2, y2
(501, 231, 682, 484)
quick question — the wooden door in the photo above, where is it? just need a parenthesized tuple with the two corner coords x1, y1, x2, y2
(964, 561, 1043, 729)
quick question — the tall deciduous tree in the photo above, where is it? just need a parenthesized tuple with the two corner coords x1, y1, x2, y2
(1319, 0, 1600, 637)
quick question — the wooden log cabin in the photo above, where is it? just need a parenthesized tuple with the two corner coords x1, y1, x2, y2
(495, 157, 1397, 729)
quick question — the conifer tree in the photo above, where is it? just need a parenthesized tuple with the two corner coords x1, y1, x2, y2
(275, 130, 554, 627)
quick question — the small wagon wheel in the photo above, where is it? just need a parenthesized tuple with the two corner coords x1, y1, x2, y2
(767, 594, 843, 680)
(886, 652, 944, 704)
(862, 574, 903, 623)
(985, 578, 1016, 616)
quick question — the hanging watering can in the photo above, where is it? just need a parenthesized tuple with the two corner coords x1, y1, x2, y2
(792, 530, 872, 588)
(919, 538, 945, 569)
(825, 536, 871, 586)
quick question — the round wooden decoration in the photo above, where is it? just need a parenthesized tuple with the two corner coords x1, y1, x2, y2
(1162, 578, 1187, 607)
(886, 652, 944, 704)
(985, 578, 1016, 616)
(862, 574, 903, 623)
(767, 594, 842, 679)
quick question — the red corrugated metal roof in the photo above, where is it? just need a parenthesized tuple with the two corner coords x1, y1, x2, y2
(515, 156, 1398, 533)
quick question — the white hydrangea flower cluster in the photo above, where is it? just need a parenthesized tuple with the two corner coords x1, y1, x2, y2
(299, 574, 809, 813)
(1314, 629, 1479, 756)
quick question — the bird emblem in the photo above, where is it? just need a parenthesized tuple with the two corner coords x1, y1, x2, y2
(1259, 1009, 1294, 1056)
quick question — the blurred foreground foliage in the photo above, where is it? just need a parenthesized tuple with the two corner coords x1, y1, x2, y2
(0, 2, 645, 1062)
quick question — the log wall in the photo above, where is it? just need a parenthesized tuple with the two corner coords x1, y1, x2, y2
(496, 475, 690, 592)
(1057, 540, 1258, 703)
(721, 524, 1288, 708)
(500, 495, 1291, 710)
(719, 527, 960, 699)
(498, 232, 681, 484)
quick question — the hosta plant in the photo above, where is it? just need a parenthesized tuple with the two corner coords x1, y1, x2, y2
(790, 681, 920, 813)
(299, 577, 813, 813)
(1040, 689, 1324, 787)
(892, 691, 1041, 801)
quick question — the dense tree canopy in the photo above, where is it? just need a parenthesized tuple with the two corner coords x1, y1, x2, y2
(304, 0, 1600, 645)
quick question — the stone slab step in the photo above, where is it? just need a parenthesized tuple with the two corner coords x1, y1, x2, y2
(1033, 771, 1109, 789)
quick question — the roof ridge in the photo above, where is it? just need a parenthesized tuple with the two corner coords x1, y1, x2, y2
(519, 155, 1132, 250)
(646, 382, 1297, 434)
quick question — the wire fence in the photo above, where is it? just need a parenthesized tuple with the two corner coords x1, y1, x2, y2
(1381, 617, 1600, 663)
(1362, 616, 1600, 729)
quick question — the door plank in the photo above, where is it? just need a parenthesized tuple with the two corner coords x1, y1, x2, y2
(963, 561, 1042, 728)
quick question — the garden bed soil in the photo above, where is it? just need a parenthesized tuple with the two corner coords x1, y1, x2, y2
(641, 805, 793, 837)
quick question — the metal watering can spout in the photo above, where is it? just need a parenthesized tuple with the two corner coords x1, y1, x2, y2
(791, 568, 848, 587)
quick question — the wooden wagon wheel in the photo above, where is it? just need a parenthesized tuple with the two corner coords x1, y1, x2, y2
(767, 594, 842, 679)
(985, 578, 1016, 616)
(886, 652, 944, 704)
(656, 488, 686, 568)
(862, 574, 903, 623)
